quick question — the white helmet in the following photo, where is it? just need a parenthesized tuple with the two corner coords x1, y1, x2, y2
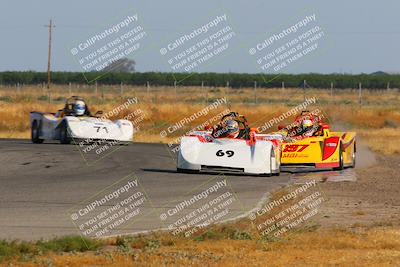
(302, 119, 315, 137)
(225, 120, 239, 138)
(302, 119, 313, 129)
(74, 100, 86, 116)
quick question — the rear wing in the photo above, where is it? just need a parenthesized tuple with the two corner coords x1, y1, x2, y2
(30, 112, 57, 124)
(321, 124, 331, 137)
(30, 111, 56, 116)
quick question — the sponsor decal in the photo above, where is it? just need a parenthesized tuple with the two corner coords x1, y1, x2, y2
(283, 144, 309, 153)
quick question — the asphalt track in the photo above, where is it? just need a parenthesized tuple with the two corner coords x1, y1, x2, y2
(0, 139, 295, 240)
(0, 138, 371, 241)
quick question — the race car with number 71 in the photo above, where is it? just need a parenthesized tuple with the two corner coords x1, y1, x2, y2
(30, 96, 134, 144)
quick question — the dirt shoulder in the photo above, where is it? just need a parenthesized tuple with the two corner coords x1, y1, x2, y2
(314, 153, 400, 229)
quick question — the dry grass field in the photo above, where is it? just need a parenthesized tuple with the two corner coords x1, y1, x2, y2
(3, 228, 400, 267)
(0, 84, 399, 154)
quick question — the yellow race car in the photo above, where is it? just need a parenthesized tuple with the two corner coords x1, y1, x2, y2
(279, 114, 356, 170)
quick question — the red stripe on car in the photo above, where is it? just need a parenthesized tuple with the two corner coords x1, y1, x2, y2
(342, 137, 355, 150)
(322, 136, 339, 160)
(316, 162, 340, 168)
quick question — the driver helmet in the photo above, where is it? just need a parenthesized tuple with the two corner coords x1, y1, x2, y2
(74, 100, 86, 116)
(301, 119, 313, 129)
(225, 120, 239, 138)
(301, 119, 315, 136)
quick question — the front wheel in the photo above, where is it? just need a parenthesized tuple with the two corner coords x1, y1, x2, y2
(31, 120, 44, 144)
(177, 168, 199, 174)
(59, 122, 71, 144)
(334, 144, 344, 170)
(350, 142, 356, 168)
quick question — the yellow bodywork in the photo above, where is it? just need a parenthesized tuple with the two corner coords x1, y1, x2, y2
(280, 128, 356, 169)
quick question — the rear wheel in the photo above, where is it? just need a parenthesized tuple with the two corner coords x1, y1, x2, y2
(59, 122, 71, 144)
(31, 120, 44, 144)
(270, 149, 280, 176)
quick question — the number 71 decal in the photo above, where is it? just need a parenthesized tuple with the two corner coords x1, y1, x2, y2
(94, 126, 109, 133)
(283, 144, 309, 153)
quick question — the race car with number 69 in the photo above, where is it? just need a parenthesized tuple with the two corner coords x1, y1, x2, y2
(177, 112, 281, 176)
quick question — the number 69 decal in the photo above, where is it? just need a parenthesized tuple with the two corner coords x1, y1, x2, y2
(216, 150, 235, 157)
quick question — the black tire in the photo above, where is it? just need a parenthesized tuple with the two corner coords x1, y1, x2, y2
(31, 120, 44, 144)
(270, 149, 280, 176)
(59, 122, 71, 144)
(350, 142, 356, 168)
(272, 172, 280, 177)
(177, 168, 199, 174)
(334, 143, 344, 170)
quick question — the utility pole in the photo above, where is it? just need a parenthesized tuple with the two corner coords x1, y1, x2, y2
(45, 19, 54, 103)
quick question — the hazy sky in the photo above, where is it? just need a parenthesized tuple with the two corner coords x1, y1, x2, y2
(0, 0, 399, 74)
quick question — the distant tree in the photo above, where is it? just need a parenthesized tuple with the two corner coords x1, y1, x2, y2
(370, 71, 388, 76)
(103, 58, 136, 73)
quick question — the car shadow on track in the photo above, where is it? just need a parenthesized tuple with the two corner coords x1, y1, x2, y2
(281, 167, 354, 174)
(141, 168, 279, 178)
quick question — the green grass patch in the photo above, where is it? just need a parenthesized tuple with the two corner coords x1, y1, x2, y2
(193, 230, 224, 241)
(0, 95, 13, 102)
(0, 236, 102, 262)
(37, 95, 49, 102)
(36, 236, 101, 253)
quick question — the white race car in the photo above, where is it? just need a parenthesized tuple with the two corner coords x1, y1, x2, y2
(30, 96, 134, 144)
(177, 130, 281, 176)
